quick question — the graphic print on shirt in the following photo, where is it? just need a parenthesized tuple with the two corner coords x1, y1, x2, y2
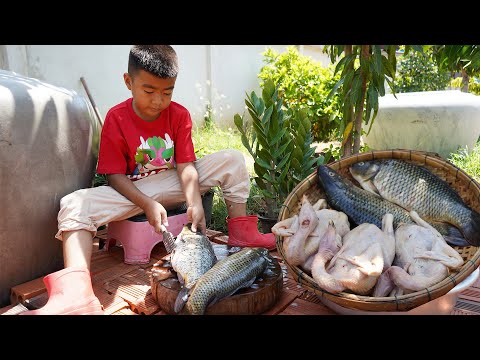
(130, 134, 175, 179)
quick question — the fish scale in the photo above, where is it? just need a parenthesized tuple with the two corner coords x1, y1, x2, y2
(317, 165, 469, 247)
(349, 159, 480, 247)
(185, 247, 271, 315)
(373, 160, 460, 220)
(170, 223, 217, 312)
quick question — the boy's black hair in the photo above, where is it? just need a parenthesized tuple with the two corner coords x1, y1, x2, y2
(128, 45, 179, 78)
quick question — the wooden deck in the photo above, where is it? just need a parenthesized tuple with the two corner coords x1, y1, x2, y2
(2, 228, 480, 316)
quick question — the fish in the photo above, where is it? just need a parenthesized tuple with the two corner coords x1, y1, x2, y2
(170, 223, 217, 313)
(185, 247, 272, 315)
(316, 165, 468, 246)
(349, 159, 480, 247)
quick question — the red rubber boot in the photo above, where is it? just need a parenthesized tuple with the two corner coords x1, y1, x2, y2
(19, 267, 104, 315)
(226, 215, 276, 250)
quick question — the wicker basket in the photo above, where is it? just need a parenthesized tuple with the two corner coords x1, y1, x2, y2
(276, 149, 480, 312)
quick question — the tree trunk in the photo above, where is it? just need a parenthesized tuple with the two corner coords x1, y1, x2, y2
(461, 68, 469, 92)
(342, 45, 354, 158)
(353, 45, 370, 154)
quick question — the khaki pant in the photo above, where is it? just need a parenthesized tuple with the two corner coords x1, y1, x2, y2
(56, 149, 250, 241)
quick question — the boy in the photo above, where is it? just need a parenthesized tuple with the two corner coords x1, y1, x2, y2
(20, 45, 276, 315)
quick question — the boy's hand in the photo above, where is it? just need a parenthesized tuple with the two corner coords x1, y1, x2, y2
(187, 204, 206, 235)
(143, 199, 169, 234)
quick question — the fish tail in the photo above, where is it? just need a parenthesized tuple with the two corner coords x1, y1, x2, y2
(440, 223, 471, 247)
(460, 210, 480, 246)
(173, 286, 190, 313)
(432, 220, 470, 247)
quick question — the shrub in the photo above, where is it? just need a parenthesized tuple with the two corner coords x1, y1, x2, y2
(258, 46, 341, 142)
(450, 76, 480, 95)
(394, 48, 451, 93)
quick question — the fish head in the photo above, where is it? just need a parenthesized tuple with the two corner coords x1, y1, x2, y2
(349, 160, 380, 182)
(180, 223, 202, 237)
(248, 247, 270, 259)
(317, 165, 347, 194)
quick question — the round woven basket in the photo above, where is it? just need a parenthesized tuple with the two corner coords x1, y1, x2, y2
(276, 149, 480, 312)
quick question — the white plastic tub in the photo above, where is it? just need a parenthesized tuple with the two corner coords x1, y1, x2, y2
(319, 268, 479, 315)
(363, 90, 480, 159)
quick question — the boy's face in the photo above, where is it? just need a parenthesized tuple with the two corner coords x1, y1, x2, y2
(123, 69, 176, 122)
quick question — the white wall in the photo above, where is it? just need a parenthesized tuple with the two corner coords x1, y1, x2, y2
(0, 45, 331, 128)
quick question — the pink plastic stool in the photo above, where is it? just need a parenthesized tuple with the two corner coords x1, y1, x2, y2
(106, 212, 188, 264)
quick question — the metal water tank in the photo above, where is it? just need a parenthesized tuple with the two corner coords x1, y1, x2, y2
(0, 70, 99, 307)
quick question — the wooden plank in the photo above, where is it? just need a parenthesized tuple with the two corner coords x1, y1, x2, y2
(299, 290, 323, 304)
(92, 263, 141, 285)
(111, 307, 139, 315)
(205, 229, 223, 241)
(453, 298, 480, 315)
(10, 276, 46, 305)
(283, 277, 307, 296)
(458, 287, 480, 303)
(103, 270, 159, 314)
(212, 235, 229, 245)
(90, 254, 124, 275)
(93, 285, 130, 315)
(279, 297, 337, 315)
(262, 288, 298, 315)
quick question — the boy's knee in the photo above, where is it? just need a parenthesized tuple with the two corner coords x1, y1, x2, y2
(59, 189, 86, 210)
(221, 149, 246, 166)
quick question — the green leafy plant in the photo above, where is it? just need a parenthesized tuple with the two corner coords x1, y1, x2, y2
(258, 46, 341, 142)
(394, 47, 451, 93)
(450, 76, 480, 95)
(432, 45, 480, 92)
(234, 79, 324, 219)
(323, 45, 416, 157)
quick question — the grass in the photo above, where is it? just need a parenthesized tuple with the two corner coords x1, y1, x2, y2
(192, 123, 264, 234)
(448, 142, 480, 182)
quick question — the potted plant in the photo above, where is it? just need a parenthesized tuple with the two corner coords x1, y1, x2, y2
(234, 79, 323, 231)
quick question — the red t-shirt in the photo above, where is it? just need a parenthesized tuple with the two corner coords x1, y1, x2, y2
(96, 98, 196, 181)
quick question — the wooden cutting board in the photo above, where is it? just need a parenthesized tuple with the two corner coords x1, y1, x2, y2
(150, 256, 283, 315)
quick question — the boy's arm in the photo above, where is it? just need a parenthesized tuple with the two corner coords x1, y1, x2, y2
(107, 174, 169, 233)
(176, 162, 205, 234)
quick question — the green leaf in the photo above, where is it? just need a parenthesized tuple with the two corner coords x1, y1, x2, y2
(255, 157, 272, 170)
(233, 113, 244, 130)
(381, 55, 395, 79)
(276, 151, 291, 169)
(350, 72, 362, 106)
(269, 127, 287, 146)
(262, 105, 274, 126)
(254, 163, 266, 178)
(327, 77, 345, 101)
(374, 45, 382, 74)
(272, 138, 292, 159)
(302, 157, 318, 172)
(278, 162, 290, 185)
(262, 79, 276, 101)
(254, 176, 267, 190)
(291, 157, 302, 173)
(240, 134, 254, 157)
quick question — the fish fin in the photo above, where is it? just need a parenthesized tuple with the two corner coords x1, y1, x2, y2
(443, 235, 471, 247)
(460, 210, 480, 246)
(433, 221, 470, 247)
(173, 287, 190, 313)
